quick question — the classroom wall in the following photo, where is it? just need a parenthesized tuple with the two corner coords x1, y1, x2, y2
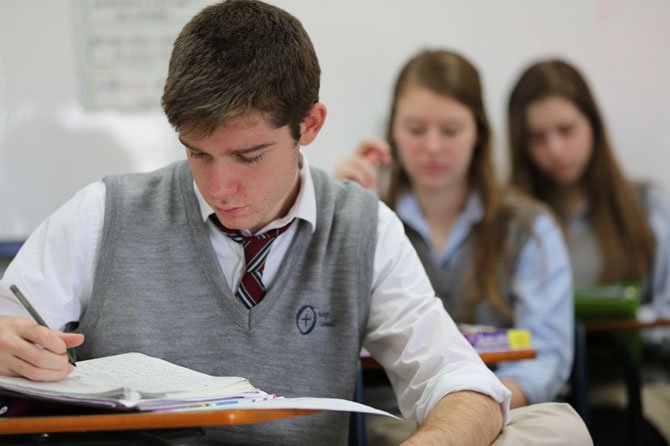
(1, 0, 669, 242)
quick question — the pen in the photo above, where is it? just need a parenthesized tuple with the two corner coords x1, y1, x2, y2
(9, 284, 77, 367)
(192, 400, 240, 409)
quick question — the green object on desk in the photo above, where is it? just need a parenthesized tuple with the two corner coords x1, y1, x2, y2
(574, 282, 642, 365)
(574, 282, 640, 320)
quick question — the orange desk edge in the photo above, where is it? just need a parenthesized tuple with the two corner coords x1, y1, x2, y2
(479, 349, 537, 364)
(0, 408, 320, 435)
(361, 348, 537, 370)
(583, 317, 670, 333)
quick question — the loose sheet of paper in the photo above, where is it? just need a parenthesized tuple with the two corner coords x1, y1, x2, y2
(165, 396, 399, 418)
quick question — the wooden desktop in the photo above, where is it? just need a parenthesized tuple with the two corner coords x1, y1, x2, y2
(0, 408, 321, 436)
(360, 348, 537, 371)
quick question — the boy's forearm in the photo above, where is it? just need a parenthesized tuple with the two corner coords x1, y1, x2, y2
(401, 391, 504, 446)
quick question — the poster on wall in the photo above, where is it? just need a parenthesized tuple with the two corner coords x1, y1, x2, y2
(77, 0, 209, 111)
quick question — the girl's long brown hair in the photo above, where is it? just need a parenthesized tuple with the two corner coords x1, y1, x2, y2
(508, 59, 654, 282)
(384, 49, 523, 321)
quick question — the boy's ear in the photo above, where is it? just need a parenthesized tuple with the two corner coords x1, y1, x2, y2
(299, 102, 327, 146)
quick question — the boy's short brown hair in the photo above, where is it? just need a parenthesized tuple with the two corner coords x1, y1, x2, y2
(162, 0, 320, 140)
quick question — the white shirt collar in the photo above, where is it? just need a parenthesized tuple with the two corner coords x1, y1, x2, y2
(193, 151, 317, 234)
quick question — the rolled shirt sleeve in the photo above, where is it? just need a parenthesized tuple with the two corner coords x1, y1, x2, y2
(363, 202, 512, 424)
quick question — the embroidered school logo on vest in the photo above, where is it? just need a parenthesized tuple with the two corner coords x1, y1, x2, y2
(296, 305, 317, 335)
(295, 305, 337, 335)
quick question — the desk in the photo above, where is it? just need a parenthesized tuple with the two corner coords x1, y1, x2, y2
(0, 408, 320, 436)
(0, 407, 320, 445)
(360, 348, 537, 371)
(582, 317, 670, 446)
(584, 317, 670, 333)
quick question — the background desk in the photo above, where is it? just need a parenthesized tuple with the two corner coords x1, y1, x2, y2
(360, 348, 537, 371)
(582, 317, 670, 446)
(584, 318, 670, 333)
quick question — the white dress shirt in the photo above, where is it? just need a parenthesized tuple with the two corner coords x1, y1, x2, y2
(0, 154, 511, 423)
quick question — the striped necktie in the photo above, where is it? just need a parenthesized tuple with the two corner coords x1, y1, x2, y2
(212, 216, 292, 308)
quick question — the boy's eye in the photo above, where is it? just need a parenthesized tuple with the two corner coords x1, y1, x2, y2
(237, 153, 264, 164)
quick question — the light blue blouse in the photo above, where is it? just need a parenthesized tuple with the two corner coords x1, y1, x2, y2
(396, 192, 574, 404)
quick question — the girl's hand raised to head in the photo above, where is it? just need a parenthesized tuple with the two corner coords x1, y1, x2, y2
(334, 138, 392, 189)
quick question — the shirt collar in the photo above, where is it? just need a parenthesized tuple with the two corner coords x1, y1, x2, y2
(460, 191, 485, 224)
(193, 151, 317, 234)
(396, 189, 484, 264)
(396, 189, 484, 238)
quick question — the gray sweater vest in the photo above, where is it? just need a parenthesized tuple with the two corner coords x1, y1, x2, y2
(405, 196, 541, 328)
(568, 182, 653, 303)
(77, 161, 378, 445)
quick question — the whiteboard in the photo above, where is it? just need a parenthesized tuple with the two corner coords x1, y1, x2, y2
(1, 0, 669, 242)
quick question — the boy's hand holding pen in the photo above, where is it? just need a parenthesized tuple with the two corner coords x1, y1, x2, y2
(10, 285, 79, 367)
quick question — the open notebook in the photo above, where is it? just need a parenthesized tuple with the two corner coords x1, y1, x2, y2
(0, 353, 268, 411)
(0, 352, 394, 417)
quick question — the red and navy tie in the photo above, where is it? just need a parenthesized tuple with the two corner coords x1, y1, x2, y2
(212, 216, 291, 308)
